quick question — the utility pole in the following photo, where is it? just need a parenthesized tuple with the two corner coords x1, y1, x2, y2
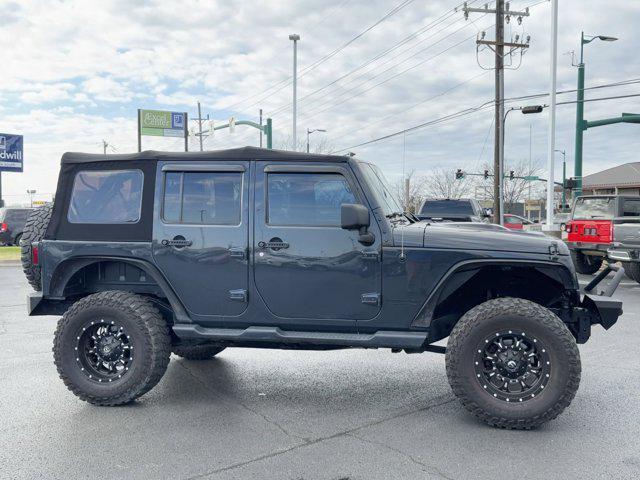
(463, 1, 530, 225)
(196, 101, 204, 151)
(102, 140, 108, 155)
(289, 34, 300, 150)
(404, 177, 411, 212)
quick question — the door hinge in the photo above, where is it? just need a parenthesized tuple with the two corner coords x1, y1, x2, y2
(361, 292, 381, 306)
(361, 251, 380, 261)
(229, 289, 248, 302)
(549, 242, 559, 257)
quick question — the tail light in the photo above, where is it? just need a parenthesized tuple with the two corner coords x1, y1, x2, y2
(565, 223, 572, 233)
(32, 245, 39, 266)
(0, 222, 7, 233)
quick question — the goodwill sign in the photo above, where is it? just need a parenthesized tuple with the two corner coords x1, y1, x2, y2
(0, 133, 23, 172)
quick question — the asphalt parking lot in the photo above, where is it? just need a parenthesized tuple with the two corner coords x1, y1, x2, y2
(1, 262, 639, 480)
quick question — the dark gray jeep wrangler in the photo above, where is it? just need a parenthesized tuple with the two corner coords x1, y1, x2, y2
(23, 147, 623, 429)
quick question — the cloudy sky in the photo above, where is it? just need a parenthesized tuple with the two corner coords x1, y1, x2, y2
(1, 0, 639, 205)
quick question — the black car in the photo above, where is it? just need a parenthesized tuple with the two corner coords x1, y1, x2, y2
(0, 207, 32, 245)
(417, 198, 489, 222)
(21, 147, 622, 429)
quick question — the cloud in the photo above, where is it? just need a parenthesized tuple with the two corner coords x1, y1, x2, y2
(0, 0, 639, 205)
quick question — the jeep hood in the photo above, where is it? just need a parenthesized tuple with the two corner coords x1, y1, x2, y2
(392, 222, 568, 255)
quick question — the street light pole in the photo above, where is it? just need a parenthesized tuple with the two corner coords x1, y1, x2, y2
(554, 149, 566, 210)
(574, 31, 618, 197)
(289, 34, 300, 150)
(503, 104, 544, 223)
(306, 128, 326, 153)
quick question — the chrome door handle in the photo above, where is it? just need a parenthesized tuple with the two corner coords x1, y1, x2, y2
(258, 240, 289, 250)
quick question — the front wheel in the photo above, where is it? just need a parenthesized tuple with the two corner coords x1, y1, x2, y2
(53, 291, 171, 406)
(445, 297, 581, 429)
(570, 250, 603, 275)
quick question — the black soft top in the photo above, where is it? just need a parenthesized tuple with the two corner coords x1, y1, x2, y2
(61, 146, 349, 164)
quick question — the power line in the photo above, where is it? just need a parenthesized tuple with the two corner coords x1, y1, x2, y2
(268, 2, 483, 116)
(221, 0, 417, 114)
(335, 90, 640, 153)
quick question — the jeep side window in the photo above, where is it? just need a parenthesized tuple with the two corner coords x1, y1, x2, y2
(162, 171, 242, 225)
(68, 170, 143, 224)
(267, 173, 356, 226)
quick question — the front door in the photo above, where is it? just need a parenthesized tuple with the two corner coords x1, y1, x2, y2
(152, 161, 249, 317)
(253, 162, 382, 327)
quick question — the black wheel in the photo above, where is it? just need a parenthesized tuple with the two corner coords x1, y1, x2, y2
(621, 261, 640, 283)
(21, 203, 53, 290)
(446, 297, 581, 429)
(53, 291, 171, 406)
(172, 344, 225, 360)
(570, 250, 603, 275)
(13, 233, 22, 247)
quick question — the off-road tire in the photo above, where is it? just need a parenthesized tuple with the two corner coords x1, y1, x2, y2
(172, 344, 225, 360)
(570, 249, 603, 275)
(20, 203, 53, 290)
(621, 261, 640, 283)
(53, 291, 171, 406)
(445, 297, 581, 430)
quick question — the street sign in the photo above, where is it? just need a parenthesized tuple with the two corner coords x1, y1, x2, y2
(0, 133, 23, 172)
(139, 110, 186, 137)
(523, 175, 539, 181)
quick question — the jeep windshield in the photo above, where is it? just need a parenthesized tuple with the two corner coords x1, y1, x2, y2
(420, 200, 474, 216)
(573, 197, 615, 220)
(358, 162, 410, 221)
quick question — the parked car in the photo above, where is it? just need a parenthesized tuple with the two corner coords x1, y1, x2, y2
(503, 214, 533, 230)
(22, 147, 622, 429)
(0, 207, 33, 246)
(565, 195, 639, 275)
(417, 198, 489, 223)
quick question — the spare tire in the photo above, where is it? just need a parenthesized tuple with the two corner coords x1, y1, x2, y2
(21, 203, 53, 291)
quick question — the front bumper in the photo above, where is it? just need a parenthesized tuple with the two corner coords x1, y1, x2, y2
(607, 248, 640, 262)
(570, 264, 624, 343)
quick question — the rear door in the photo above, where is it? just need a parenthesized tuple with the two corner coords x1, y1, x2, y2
(152, 161, 249, 317)
(252, 162, 382, 328)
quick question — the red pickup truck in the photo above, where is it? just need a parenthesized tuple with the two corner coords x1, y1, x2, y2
(566, 195, 640, 275)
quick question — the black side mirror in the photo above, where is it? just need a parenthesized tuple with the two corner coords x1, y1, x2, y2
(341, 204, 375, 245)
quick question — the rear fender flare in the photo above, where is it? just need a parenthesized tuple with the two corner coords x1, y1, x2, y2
(47, 256, 191, 323)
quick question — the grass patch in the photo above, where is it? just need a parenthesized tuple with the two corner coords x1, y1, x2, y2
(0, 246, 20, 261)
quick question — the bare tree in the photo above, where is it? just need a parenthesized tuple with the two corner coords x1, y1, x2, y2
(277, 135, 335, 154)
(392, 170, 430, 213)
(424, 167, 473, 200)
(480, 157, 543, 213)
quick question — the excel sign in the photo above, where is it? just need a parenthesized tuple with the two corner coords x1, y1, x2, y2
(140, 109, 186, 138)
(0, 133, 23, 172)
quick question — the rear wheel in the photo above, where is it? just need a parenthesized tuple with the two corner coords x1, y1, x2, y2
(570, 250, 603, 275)
(172, 344, 225, 360)
(13, 233, 22, 247)
(21, 203, 53, 290)
(622, 261, 640, 283)
(53, 291, 171, 406)
(446, 297, 581, 429)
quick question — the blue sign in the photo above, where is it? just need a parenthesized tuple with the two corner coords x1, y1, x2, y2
(0, 133, 23, 172)
(171, 112, 184, 129)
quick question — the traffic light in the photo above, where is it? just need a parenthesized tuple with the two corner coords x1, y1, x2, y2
(483, 169, 489, 179)
(455, 169, 464, 180)
(565, 178, 577, 189)
(509, 170, 515, 180)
